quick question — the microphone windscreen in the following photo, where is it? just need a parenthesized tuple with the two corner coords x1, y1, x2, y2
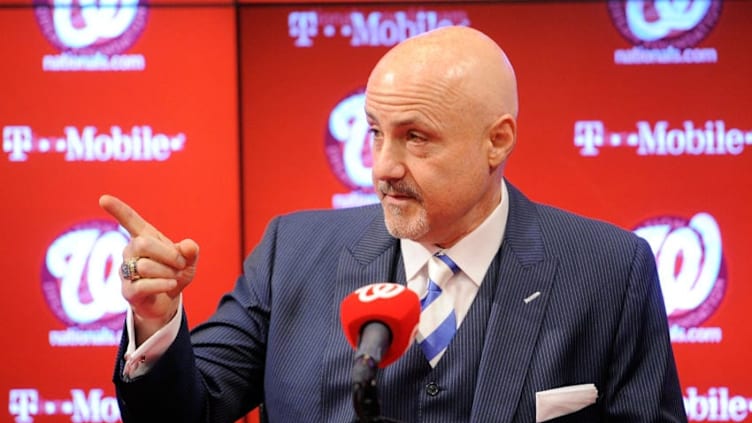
(340, 283, 420, 367)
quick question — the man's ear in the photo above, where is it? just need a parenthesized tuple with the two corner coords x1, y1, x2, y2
(487, 114, 517, 169)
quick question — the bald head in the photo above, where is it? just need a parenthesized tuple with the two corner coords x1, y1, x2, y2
(367, 26, 518, 122)
(366, 26, 519, 247)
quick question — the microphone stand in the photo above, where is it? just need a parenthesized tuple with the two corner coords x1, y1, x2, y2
(351, 355, 404, 423)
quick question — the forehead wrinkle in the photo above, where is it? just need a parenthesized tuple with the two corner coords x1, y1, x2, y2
(366, 80, 463, 130)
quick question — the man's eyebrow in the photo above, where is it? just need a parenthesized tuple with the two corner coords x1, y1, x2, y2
(365, 113, 423, 129)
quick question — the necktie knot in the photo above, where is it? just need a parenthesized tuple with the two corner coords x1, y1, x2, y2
(429, 252, 460, 288)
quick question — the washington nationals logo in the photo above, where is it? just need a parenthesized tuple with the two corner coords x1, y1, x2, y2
(633, 212, 726, 327)
(325, 89, 373, 191)
(608, 0, 722, 49)
(355, 283, 405, 303)
(325, 89, 380, 208)
(34, 0, 148, 55)
(42, 220, 129, 330)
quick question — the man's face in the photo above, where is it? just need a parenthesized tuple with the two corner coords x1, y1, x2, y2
(366, 70, 496, 247)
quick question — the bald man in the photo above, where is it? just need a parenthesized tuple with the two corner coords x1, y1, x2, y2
(107, 26, 687, 422)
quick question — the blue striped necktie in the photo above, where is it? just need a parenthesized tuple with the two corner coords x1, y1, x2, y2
(418, 252, 460, 367)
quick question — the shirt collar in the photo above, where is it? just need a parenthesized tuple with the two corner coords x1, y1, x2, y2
(401, 180, 510, 286)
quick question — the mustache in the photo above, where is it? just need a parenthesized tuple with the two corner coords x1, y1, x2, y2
(377, 180, 421, 201)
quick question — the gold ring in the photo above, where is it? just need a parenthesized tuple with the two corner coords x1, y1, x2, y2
(120, 257, 141, 282)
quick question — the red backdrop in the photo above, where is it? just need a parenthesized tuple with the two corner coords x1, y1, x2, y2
(2, 1, 750, 422)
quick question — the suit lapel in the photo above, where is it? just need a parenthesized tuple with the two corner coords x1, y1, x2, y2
(333, 210, 402, 304)
(470, 183, 560, 422)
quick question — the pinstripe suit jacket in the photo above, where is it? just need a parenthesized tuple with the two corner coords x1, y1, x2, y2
(114, 182, 687, 423)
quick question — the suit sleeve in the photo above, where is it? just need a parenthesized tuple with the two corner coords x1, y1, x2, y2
(113, 217, 282, 423)
(113, 312, 208, 423)
(603, 238, 688, 422)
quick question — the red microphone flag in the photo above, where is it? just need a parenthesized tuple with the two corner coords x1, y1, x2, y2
(340, 283, 420, 367)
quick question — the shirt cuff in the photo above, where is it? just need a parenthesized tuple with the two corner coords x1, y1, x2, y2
(122, 296, 183, 380)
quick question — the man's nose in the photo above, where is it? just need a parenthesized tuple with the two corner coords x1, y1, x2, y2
(371, 139, 406, 181)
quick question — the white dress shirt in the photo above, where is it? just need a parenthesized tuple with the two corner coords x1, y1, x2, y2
(402, 181, 509, 327)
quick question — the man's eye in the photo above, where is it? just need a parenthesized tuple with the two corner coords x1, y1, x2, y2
(407, 131, 425, 141)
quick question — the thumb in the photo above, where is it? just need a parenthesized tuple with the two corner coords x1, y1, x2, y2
(168, 239, 199, 298)
(176, 238, 200, 267)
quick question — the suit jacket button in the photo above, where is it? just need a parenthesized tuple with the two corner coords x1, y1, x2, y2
(425, 382, 440, 397)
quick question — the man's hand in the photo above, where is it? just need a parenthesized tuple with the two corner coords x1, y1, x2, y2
(99, 194, 199, 345)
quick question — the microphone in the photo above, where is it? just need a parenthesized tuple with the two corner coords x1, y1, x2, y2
(340, 283, 419, 423)
(340, 282, 420, 368)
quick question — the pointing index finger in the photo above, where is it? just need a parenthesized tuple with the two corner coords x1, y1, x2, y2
(99, 194, 172, 243)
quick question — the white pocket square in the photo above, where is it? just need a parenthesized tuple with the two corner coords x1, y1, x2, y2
(535, 383, 598, 422)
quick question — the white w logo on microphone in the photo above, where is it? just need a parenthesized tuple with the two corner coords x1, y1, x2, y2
(355, 283, 405, 303)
